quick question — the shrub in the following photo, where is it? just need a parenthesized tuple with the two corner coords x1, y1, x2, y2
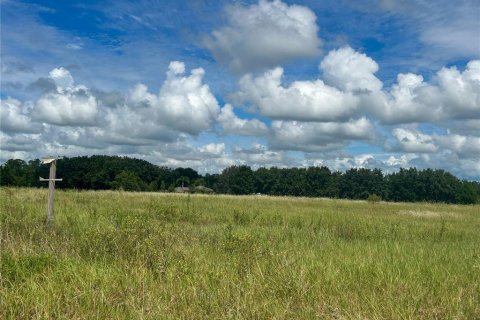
(367, 194, 382, 203)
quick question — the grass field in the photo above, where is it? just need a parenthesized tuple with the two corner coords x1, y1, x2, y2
(1, 187, 479, 319)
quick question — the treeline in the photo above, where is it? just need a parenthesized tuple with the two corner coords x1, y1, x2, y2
(1, 155, 479, 204)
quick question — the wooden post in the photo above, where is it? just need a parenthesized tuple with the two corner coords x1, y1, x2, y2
(40, 157, 63, 226)
(46, 160, 56, 224)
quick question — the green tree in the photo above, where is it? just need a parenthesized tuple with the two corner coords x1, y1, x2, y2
(176, 176, 190, 187)
(386, 168, 419, 202)
(0, 159, 29, 186)
(339, 168, 384, 200)
(305, 166, 331, 197)
(456, 182, 478, 204)
(111, 171, 143, 191)
(193, 178, 206, 186)
(218, 165, 255, 195)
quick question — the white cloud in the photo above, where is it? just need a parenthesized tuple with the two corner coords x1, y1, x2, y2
(270, 117, 375, 152)
(33, 90, 99, 126)
(101, 104, 177, 145)
(435, 134, 480, 158)
(385, 123, 480, 178)
(0, 149, 31, 163)
(384, 154, 419, 167)
(436, 60, 480, 119)
(1, 62, 223, 154)
(127, 83, 157, 107)
(199, 142, 225, 156)
(321, 154, 378, 172)
(155, 61, 221, 135)
(218, 104, 268, 136)
(391, 128, 438, 153)
(140, 142, 235, 173)
(368, 73, 443, 124)
(0, 98, 43, 133)
(55, 127, 107, 149)
(204, 0, 321, 73)
(320, 46, 382, 92)
(32, 68, 99, 126)
(372, 60, 480, 124)
(0, 131, 40, 152)
(1, 47, 479, 179)
(232, 143, 293, 168)
(49, 67, 74, 91)
(234, 67, 359, 121)
(233, 50, 479, 126)
(104, 61, 222, 142)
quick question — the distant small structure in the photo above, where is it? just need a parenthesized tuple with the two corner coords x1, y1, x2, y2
(174, 186, 190, 193)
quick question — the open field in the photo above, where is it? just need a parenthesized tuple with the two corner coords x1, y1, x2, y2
(1, 188, 479, 319)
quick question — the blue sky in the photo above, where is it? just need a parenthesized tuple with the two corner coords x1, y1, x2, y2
(1, 0, 479, 179)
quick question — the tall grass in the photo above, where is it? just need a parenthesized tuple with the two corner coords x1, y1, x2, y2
(1, 188, 479, 319)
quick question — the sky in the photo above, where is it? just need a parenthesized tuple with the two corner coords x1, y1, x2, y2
(1, 0, 479, 179)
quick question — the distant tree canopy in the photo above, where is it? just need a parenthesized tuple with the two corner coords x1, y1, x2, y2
(1, 155, 479, 204)
(111, 171, 143, 191)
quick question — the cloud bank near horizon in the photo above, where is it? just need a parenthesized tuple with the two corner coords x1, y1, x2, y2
(1, 0, 479, 179)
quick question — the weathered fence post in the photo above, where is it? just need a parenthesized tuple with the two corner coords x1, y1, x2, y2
(39, 157, 63, 225)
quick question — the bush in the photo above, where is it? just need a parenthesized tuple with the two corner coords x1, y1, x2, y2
(367, 194, 382, 203)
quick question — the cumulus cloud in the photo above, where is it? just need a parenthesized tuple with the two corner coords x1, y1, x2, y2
(270, 117, 375, 152)
(234, 67, 359, 122)
(218, 104, 268, 136)
(233, 46, 479, 127)
(1, 62, 225, 158)
(303, 151, 477, 179)
(0, 149, 31, 163)
(199, 143, 225, 156)
(1, 47, 479, 179)
(156, 62, 220, 134)
(55, 127, 107, 149)
(371, 60, 480, 124)
(391, 128, 438, 153)
(120, 62, 220, 134)
(136, 141, 235, 173)
(320, 46, 382, 92)
(314, 48, 479, 126)
(437, 60, 480, 119)
(33, 90, 99, 126)
(435, 134, 480, 159)
(86, 61, 221, 145)
(233, 47, 478, 126)
(232, 143, 293, 168)
(384, 154, 419, 167)
(204, 0, 321, 73)
(0, 131, 40, 152)
(303, 153, 383, 172)
(370, 73, 442, 124)
(49, 67, 74, 91)
(390, 127, 480, 162)
(0, 98, 43, 133)
(31, 68, 99, 126)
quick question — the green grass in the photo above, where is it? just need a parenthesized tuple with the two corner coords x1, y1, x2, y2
(1, 187, 479, 319)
